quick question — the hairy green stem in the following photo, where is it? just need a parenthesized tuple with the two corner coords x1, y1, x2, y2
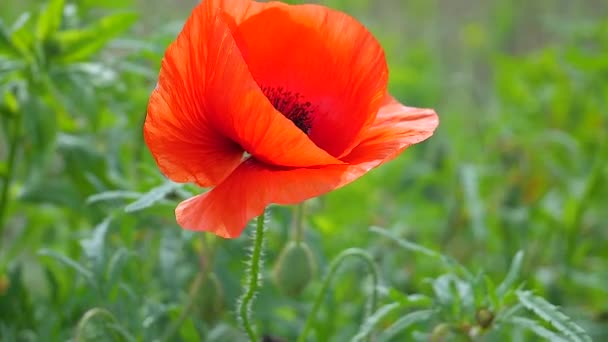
(292, 203, 305, 244)
(297, 248, 380, 342)
(238, 212, 266, 341)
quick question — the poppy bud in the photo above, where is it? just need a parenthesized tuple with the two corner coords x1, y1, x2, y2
(475, 308, 494, 329)
(273, 241, 316, 297)
(192, 273, 224, 322)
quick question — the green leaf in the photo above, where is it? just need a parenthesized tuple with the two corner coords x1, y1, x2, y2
(379, 309, 434, 342)
(106, 248, 132, 287)
(497, 250, 524, 297)
(8, 13, 36, 62)
(18, 177, 81, 208)
(508, 316, 569, 342)
(0, 19, 15, 55)
(124, 181, 180, 213)
(497, 303, 524, 322)
(36, 0, 65, 41)
(484, 276, 499, 309)
(38, 249, 96, 288)
(370, 226, 472, 278)
(432, 274, 473, 317)
(54, 12, 137, 63)
(516, 290, 591, 342)
(80, 217, 112, 269)
(352, 303, 400, 342)
(86, 190, 141, 204)
(460, 164, 487, 241)
(1, 90, 19, 115)
(380, 287, 433, 308)
(21, 95, 57, 177)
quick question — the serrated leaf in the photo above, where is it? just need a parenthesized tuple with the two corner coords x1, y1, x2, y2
(38, 249, 96, 288)
(124, 181, 180, 213)
(508, 316, 569, 342)
(497, 250, 524, 297)
(352, 303, 400, 342)
(379, 309, 434, 342)
(54, 12, 137, 63)
(516, 290, 591, 342)
(36, 0, 65, 41)
(86, 190, 141, 204)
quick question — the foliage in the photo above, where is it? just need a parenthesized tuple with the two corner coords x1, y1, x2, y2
(1, 0, 606, 341)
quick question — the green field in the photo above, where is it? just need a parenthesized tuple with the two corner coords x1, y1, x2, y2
(1, 0, 607, 341)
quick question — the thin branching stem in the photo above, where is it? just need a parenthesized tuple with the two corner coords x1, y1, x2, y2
(297, 248, 380, 342)
(238, 212, 267, 341)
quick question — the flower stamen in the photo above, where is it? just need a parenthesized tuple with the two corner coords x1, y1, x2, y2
(262, 86, 313, 134)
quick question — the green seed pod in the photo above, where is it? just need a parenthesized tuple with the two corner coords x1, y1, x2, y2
(192, 273, 224, 322)
(273, 241, 316, 297)
(430, 323, 451, 342)
(475, 308, 494, 329)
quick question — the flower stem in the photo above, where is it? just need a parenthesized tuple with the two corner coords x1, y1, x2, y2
(292, 203, 305, 244)
(297, 248, 380, 342)
(238, 212, 267, 341)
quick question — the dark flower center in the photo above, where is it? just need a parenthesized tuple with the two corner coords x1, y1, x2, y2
(261, 86, 313, 134)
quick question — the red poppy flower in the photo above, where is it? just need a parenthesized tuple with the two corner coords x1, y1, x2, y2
(144, 0, 439, 238)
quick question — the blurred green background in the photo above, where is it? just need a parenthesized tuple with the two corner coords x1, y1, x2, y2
(1, 0, 607, 341)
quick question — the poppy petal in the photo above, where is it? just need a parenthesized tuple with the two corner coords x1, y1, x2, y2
(146, 1, 343, 185)
(144, 12, 244, 187)
(344, 96, 439, 164)
(229, 3, 388, 158)
(208, 0, 281, 23)
(175, 96, 438, 238)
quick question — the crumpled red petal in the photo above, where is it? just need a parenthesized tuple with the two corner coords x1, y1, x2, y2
(176, 97, 438, 238)
(231, 3, 388, 158)
(144, 1, 343, 188)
